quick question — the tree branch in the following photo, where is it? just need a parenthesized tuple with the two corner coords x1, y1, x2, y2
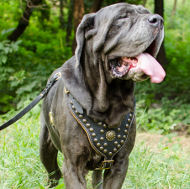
(8, 0, 43, 41)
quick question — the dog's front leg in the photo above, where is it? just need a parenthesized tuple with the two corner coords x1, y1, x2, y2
(103, 157, 129, 189)
(62, 157, 87, 189)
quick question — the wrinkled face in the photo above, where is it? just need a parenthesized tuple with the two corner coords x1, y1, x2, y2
(90, 3, 166, 83)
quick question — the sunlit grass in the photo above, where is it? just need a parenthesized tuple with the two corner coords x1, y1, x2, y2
(1, 108, 190, 189)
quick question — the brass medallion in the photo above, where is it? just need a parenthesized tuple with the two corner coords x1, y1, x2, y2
(106, 130, 116, 141)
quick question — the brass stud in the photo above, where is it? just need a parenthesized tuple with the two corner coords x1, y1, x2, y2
(117, 144, 121, 148)
(117, 128, 121, 131)
(117, 135, 121, 139)
(79, 114, 83, 118)
(103, 124, 107, 128)
(129, 113, 133, 117)
(72, 105, 75, 109)
(103, 142, 108, 147)
(97, 143, 101, 147)
(94, 138, 98, 142)
(86, 123, 91, 127)
(113, 148, 117, 152)
(123, 135, 127, 139)
(98, 122, 103, 126)
(126, 124, 129, 128)
(100, 146, 103, 150)
(108, 152, 113, 156)
(124, 129, 128, 133)
(100, 129, 104, 133)
(75, 110, 78, 114)
(83, 119, 87, 123)
(89, 128, 94, 132)
(114, 141, 118, 145)
(106, 130, 116, 141)
(120, 140, 124, 144)
(100, 137, 104, 141)
(128, 118, 131, 122)
(70, 101, 73, 104)
(92, 133, 96, 137)
(103, 149, 108, 153)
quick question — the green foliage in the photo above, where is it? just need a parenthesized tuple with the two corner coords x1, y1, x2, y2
(0, 40, 20, 65)
(102, 0, 144, 6)
(0, 40, 21, 112)
(135, 90, 190, 134)
(125, 0, 145, 4)
(0, 0, 72, 113)
(163, 0, 190, 99)
(0, 0, 190, 135)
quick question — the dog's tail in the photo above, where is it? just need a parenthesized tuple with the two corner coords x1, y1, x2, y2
(0, 72, 62, 131)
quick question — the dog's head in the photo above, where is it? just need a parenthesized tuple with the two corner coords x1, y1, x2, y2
(75, 3, 166, 83)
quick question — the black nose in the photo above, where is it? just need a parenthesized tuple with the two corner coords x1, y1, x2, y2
(148, 14, 163, 29)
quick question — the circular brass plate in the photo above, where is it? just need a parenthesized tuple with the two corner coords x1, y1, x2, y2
(106, 130, 116, 141)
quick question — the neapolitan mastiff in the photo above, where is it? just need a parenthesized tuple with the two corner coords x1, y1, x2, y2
(40, 3, 166, 189)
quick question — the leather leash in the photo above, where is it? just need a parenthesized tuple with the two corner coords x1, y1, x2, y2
(0, 72, 62, 131)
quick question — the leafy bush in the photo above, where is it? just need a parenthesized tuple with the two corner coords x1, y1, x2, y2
(0, 40, 21, 113)
(0, 1, 72, 113)
(0, 0, 190, 135)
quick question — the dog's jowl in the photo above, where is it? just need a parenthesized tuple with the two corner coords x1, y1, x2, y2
(40, 3, 166, 189)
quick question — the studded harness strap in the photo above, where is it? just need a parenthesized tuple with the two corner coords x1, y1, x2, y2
(64, 88, 135, 170)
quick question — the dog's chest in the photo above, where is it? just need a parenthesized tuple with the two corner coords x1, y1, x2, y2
(66, 91, 135, 168)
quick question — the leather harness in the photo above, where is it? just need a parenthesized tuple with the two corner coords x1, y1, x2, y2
(65, 88, 135, 170)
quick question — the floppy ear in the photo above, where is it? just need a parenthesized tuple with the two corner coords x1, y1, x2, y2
(75, 13, 97, 67)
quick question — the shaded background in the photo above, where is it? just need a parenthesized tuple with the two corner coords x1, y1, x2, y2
(0, 0, 190, 134)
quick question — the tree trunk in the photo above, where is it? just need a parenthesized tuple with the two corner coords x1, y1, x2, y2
(72, 0, 85, 53)
(182, 0, 186, 4)
(154, 0, 167, 67)
(66, 0, 74, 43)
(73, 0, 84, 35)
(154, 0, 164, 17)
(90, 0, 103, 12)
(171, 0, 177, 17)
(59, 0, 64, 29)
(8, 0, 43, 41)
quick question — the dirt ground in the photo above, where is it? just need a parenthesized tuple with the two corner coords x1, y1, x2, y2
(136, 132, 190, 154)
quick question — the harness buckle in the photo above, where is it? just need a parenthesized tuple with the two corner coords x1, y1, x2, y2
(95, 159, 114, 170)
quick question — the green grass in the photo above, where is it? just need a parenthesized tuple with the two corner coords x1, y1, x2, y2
(0, 106, 190, 189)
(125, 134, 190, 189)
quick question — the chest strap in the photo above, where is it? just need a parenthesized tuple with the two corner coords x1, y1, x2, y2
(65, 88, 135, 170)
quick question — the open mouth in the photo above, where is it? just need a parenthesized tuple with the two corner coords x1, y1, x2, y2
(110, 57, 138, 78)
(109, 39, 166, 83)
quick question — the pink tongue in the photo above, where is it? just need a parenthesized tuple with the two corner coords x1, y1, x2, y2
(137, 53, 166, 83)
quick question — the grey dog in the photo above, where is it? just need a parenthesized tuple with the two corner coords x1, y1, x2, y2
(40, 3, 165, 189)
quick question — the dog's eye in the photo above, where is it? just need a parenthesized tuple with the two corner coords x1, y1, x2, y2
(118, 13, 130, 20)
